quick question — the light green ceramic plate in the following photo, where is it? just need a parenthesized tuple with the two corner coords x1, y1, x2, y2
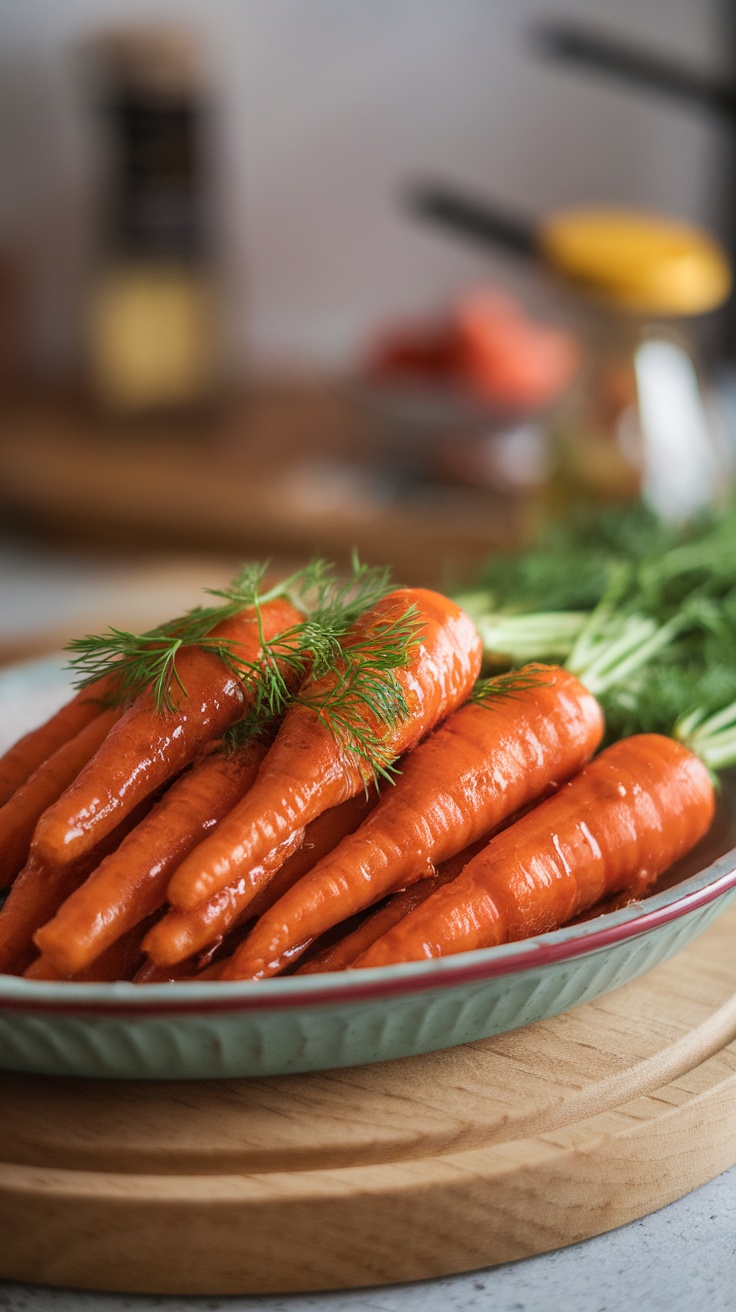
(0, 655, 734, 1080)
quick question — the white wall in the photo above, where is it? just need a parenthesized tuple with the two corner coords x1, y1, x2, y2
(0, 0, 725, 373)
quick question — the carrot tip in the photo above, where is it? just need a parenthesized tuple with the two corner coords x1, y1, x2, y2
(166, 878, 207, 913)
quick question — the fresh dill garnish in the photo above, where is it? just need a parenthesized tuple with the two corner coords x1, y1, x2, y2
(470, 667, 554, 705)
(223, 707, 281, 754)
(223, 602, 424, 787)
(66, 553, 425, 785)
(65, 555, 393, 715)
(466, 503, 677, 615)
(65, 558, 304, 711)
(296, 604, 424, 788)
(457, 498, 736, 771)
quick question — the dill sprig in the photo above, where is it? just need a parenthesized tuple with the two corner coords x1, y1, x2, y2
(223, 706, 282, 754)
(65, 558, 301, 710)
(65, 555, 392, 716)
(296, 604, 424, 787)
(226, 557, 397, 728)
(470, 666, 554, 705)
(223, 604, 424, 775)
(66, 553, 426, 784)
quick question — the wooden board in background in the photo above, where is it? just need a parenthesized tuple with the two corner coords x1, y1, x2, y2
(0, 385, 530, 587)
(2, 900, 736, 1295)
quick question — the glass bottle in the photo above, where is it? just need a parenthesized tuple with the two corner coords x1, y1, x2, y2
(539, 210, 733, 520)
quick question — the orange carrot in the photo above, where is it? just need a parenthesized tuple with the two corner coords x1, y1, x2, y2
(220, 665, 603, 980)
(0, 856, 94, 976)
(167, 588, 482, 913)
(355, 735, 715, 968)
(568, 878, 657, 924)
(133, 949, 234, 982)
(0, 675, 113, 806)
(0, 792, 159, 976)
(25, 914, 160, 982)
(247, 791, 378, 921)
(296, 881, 448, 974)
(294, 831, 492, 974)
(133, 956, 202, 983)
(32, 739, 269, 977)
(142, 831, 305, 967)
(31, 597, 303, 865)
(0, 707, 121, 889)
(293, 798, 543, 975)
(142, 790, 377, 968)
(195, 959, 228, 980)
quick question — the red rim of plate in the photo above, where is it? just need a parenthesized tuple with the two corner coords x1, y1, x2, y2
(2, 854, 736, 1017)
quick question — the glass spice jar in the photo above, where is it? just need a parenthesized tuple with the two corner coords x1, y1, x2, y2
(539, 210, 733, 521)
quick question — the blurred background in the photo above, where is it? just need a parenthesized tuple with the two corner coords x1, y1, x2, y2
(1, 0, 735, 654)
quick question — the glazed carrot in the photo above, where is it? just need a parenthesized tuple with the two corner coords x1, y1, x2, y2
(25, 914, 160, 982)
(355, 735, 715, 968)
(0, 792, 159, 975)
(568, 869, 664, 924)
(142, 831, 305, 968)
(167, 588, 483, 912)
(0, 856, 93, 975)
(248, 791, 377, 919)
(0, 706, 121, 889)
(31, 597, 303, 865)
(295, 830, 494, 974)
(143, 790, 377, 968)
(0, 675, 113, 806)
(296, 880, 450, 974)
(134, 943, 240, 981)
(32, 739, 269, 977)
(133, 955, 202, 983)
(221, 665, 603, 980)
(195, 959, 229, 980)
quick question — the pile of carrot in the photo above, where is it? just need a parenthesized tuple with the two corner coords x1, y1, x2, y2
(0, 574, 716, 984)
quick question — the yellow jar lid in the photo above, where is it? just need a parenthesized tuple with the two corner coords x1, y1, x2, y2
(538, 209, 731, 315)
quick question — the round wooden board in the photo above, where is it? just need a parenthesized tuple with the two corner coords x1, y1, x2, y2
(3, 902, 736, 1296)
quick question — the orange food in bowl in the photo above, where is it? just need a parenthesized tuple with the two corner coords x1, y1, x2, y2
(454, 292, 580, 410)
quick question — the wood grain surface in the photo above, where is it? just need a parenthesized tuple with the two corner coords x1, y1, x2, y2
(2, 901, 736, 1295)
(0, 386, 528, 586)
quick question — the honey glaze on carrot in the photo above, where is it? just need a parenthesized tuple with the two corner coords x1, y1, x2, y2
(0, 675, 115, 807)
(0, 788, 162, 976)
(355, 734, 715, 968)
(0, 707, 122, 889)
(143, 790, 377, 969)
(220, 665, 603, 980)
(32, 738, 269, 978)
(167, 588, 483, 913)
(31, 597, 303, 865)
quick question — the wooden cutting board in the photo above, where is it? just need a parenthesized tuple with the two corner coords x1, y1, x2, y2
(0, 387, 528, 588)
(2, 900, 736, 1296)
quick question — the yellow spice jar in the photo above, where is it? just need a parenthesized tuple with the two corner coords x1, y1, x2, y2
(540, 209, 733, 520)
